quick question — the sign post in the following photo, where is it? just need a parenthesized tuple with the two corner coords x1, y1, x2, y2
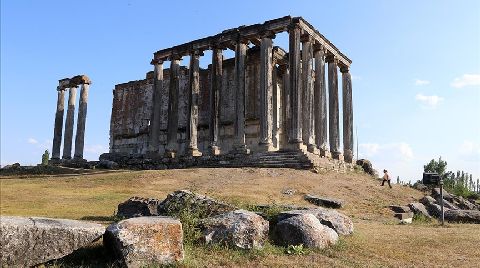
(422, 172, 445, 225)
(439, 179, 445, 225)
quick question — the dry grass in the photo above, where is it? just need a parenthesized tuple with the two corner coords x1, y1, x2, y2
(1, 168, 479, 267)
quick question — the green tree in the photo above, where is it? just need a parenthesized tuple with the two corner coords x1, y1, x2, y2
(41, 150, 49, 166)
(423, 157, 447, 178)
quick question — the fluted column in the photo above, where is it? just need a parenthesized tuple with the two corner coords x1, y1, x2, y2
(288, 21, 303, 150)
(259, 32, 275, 151)
(165, 55, 181, 158)
(62, 86, 77, 159)
(341, 66, 353, 163)
(232, 37, 250, 154)
(74, 79, 91, 160)
(314, 46, 329, 157)
(148, 60, 164, 154)
(209, 47, 222, 155)
(301, 34, 316, 153)
(327, 55, 342, 160)
(279, 64, 290, 149)
(52, 86, 66, 160)
(186, 51, 202, 157)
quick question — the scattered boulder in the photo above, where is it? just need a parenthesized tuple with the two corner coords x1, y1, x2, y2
(420, 196, 449, 217)
(356, 159, 375, 176)
(98, 159, 119, 169)
(117, 196, 163, 218)
(275, 214, 338, 249)
(408, 203, 432, 218)
(0, 216, 104, 267)
(159, 190, 236, 218)
(104, 216, 184, 267)
(278, 208, 354, 235)
(200, 210, 269, 249)
(444, 210, 480, 224)
(304, 194, 344, 209)
(389, 205, 412, 213)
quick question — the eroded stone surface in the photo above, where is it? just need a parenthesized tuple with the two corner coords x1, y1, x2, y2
(117, 196, 163, 218)
(104, 216, 184, 267)
(444, 210, 480, 224)
(408, 202, 431, 218)
(305, 194, 344, 208)
(0, 216, 104, 267)
(278, 208, 354, 235)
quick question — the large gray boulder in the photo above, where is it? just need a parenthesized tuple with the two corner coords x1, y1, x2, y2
(408, 202, 432, 218)
(420, 196, 450, 217)
(117, 196, 162, 218)
(278, 208, 354, 235)
(444, 210, 480, 224)
(356, 159, 376, 176)
(0, 216, 104, 267)
(304, 194, 344, 209)
(431, 188, 478, 210)
(104, 216, 184, 267)
(275, 214, 338, 249)
(159, 190, 236, 218)
(200, 210, 269, 249)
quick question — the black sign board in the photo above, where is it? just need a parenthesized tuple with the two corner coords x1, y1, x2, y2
(423, 172, 441, 185)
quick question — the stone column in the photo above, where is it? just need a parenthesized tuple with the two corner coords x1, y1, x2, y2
(288, 22, 303, 150)
(74, 78, 91, 160)
(314, 46, 329, 157)
(341, 66, 353, 163)
(165, 55, 181, 158)
(209, 47, 222, 155)
(62, 86, 77, 159)
(186, 51, 202, 157)
(301, 34, 316, 153)
(52, 86, 66, 160)
(279, 64, 290, 149)
(326, 55, 342, 160)
(259, 31, 275, 151)
(272, 63, 279, 149)
(148, 60, 164, 154)
(232, 38, 250, 154)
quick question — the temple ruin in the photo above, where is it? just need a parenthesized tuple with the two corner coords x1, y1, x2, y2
(51, 75, 91, 161)
(103, 16, 354, 169)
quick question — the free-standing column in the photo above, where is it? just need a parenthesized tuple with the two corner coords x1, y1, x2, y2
(301, 34, 316, 153)
(314, 46, 329, 157)
(74, 79, 91, 160)
(341, 66, 353, 163)
(288, 21, 303, 150)
(209, 47, 222, 155)
(259, 32, 275, 151)
(326, 55, 342, 160)
(148, 60, 164, 154)
(62, 86, 77, 159)
(232, 38, 250, 154)
(165, 55, 181, 158)
(52, 86, 66, 160)
(186, 51, 202, 157)
(279, 64, 290, 148)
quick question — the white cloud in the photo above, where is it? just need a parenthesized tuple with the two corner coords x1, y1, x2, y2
(351, 74, 361, 81)
(451, 74, 480, 88)
(27, 138, 38, 144)
(359, 142, 414, 162)
(415, 93, 444, 108)
(84, 144, 108, 154)
(414, 79, 430, 86)
(458, 140, 480, 162)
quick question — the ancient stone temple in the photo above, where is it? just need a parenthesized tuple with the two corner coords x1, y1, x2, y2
(105, 16, 354, 168)
(51, 75, 91, 161)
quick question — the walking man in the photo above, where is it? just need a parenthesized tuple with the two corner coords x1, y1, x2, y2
(381, 169, 392, 188)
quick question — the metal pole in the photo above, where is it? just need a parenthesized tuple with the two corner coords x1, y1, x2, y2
(440, 180, 445, 226)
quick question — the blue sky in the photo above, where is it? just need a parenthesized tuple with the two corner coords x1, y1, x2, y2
(1, 0, 479, 181)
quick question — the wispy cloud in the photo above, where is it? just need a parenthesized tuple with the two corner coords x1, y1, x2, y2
(415, 93, 444, 109)
(351, 74, 361, 81)
(27, 138, 38, 144)
(359, 142, 414, 162)
(451, 74, 480, 88)
(414, 79, 430, 86)
(84, 144, 108, 154)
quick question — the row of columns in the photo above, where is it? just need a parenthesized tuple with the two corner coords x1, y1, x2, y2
(148, 23, 353, 163)
(51, 76, 91, 160)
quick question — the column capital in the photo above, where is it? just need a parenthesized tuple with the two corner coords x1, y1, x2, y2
(150, 59, 164, 65)
(235, 34, 250, 45)
(325, 54, 338, 64)
(168, 54, 182, 61)
(260, 29, 276, 39)
(340, 65, 350, 73)
(313, 43, 327, 53)
(190, 50, 204, 57)
(288, 20, 301, 31)
(300, 34, 313, 43)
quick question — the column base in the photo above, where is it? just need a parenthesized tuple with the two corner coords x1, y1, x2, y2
(164, 150, 177, 159)
(343, 149, 353, 163)
(331, 151, 344, 161)
(258, 142, 275, 152)
(62, 156, 72, 160)
(209, 145, 221, 156)
(307, 144, 319, 154)
(186, 148, 203, 157)
(319, 149, 331, 158)
(287, 140, 307, 151)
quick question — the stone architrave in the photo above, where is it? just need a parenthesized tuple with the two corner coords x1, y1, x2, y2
(148, 60, 164, 154)
(52, 84, 66, 160)
(301, 34, 316, 153)
(259, 32, 275, 151)
(186, 51, 202, 157)
(314, 46, 330, 157)
(74, 77, 91, 160)
(232, 37, 250, 154)
(341, 66, 353, 163)
(165, 56, 181, 158)
(287, 21, 304, 150)
(62, 86, 77, 159)
(209, 47, 222, 155)
(326, 55, 342, 160)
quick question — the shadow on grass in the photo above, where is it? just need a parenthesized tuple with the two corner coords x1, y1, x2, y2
(44, 240, 117, 268)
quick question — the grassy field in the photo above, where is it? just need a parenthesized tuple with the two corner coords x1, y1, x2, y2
(1, 168, 479, 267)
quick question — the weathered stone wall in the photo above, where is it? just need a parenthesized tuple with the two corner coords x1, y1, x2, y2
(110, 48, 285, 156)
